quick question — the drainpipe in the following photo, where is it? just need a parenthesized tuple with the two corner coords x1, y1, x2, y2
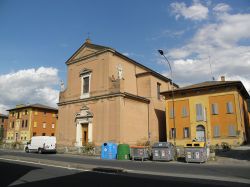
(147, 103, 150, 143)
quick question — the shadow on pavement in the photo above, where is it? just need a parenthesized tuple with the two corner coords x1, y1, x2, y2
(216, 149, 250, 161)
(13, 170, 248, 187)
(0, 161, 40, 187)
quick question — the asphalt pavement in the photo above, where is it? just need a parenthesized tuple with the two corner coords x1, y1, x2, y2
(0, 159, 249, 187)
(0, 149, 250, 185)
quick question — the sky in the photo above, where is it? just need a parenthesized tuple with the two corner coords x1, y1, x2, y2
(0, 0, 250, 114)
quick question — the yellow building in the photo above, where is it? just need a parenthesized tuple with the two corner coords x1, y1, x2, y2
(161, 77, 250, 146)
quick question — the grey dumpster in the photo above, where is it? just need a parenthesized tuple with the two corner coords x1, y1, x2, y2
(152, 142, 175, 161)
(130, 146, 149, 161)
(184, 142, 207, 163)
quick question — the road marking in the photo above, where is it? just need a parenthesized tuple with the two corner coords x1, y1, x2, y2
(0, 157, 90, 172)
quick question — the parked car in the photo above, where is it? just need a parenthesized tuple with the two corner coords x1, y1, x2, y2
(25, 136, 56, 154)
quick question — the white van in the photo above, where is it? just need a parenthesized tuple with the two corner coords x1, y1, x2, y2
(25, 136, 56, 153)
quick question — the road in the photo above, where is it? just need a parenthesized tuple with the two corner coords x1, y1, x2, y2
(0, 149, 250, 186)
(0, 160, 249, 187)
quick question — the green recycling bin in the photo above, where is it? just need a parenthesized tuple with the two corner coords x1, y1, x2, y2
(117, 144, 130, 160)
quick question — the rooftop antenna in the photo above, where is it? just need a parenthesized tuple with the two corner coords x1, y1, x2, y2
(208, 55, 215, 81)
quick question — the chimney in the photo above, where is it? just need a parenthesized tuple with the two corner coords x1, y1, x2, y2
(221, 76, 225, 81)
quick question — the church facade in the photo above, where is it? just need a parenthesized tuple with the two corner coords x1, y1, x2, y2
(56, 39, 176, 147)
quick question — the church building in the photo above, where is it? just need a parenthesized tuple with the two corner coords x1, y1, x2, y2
(56, 39, 177, 147)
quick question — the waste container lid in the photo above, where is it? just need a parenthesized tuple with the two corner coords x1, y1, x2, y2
(130, 145, 148, 148)
(152, 142, 173, 148)
(185, 142, 206, 147)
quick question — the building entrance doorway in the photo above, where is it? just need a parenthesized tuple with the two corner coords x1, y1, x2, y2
(82, 123, 88, 145)
(196, 125, 205, 142)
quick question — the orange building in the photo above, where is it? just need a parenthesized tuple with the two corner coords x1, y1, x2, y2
(0, 114, 8, 140)
(6, 104, 58, 143)
(161, 77, 250, 146)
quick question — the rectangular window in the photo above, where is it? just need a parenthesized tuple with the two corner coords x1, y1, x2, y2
(22, 120, 24, 128)
(44, 112, 47, 116)
(25, 120, 28, 128)
(83, 76, 90, 94)
(169, 107, 174, 119)
(157, 83, 161, 100)
(183, 127, 190, 138)
(170, 128, 176, 139)
(182, 106, 188, 117)
(33, 132, 37, 136)
(213, 125, 220, 137)
(12, 122, 14, 128)
(228, 125, 236, 136)
(226, 102, 233, 113)
(25, 110, 28, 115)
(1, 118, 4, 123)
(211, 103, 219, 115)
(42, 133, 46, 136)
(52, 124, 55, 129)
(196, 104, 204, 121)
(51, 133, 54, 136)
(43, 123, 46, 128)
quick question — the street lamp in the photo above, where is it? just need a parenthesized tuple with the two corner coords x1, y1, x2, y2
(158, 50, 176, 147)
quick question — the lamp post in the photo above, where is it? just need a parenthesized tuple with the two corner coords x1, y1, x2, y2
(158, 50, 176, 147)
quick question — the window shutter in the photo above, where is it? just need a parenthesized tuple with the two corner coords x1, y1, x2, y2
(184, 127, 189, 138)
(227, 102, 233, 113)
(214, 125, 220, 137)
(196, 104, 203, 121)
(182, 106, 188, 117)
(83, 76, 90, 93)
(170, 108, 174, 118)
(228, 125, 236, 136)
(212, 103, 218, 114)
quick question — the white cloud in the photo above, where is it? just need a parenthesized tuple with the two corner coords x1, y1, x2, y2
(171, 1, 209, 21)
(162, 8, 250, 93)
(0, 67, 60, 114)
(151, 29, 187, 41)
(213, 3, 231, 14)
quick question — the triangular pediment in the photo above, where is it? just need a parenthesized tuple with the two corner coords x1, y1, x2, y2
(66, 40, 113, 64)
(73, 47, 98, 60)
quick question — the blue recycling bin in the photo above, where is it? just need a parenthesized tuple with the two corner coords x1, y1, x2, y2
(101, 142, 117, 160)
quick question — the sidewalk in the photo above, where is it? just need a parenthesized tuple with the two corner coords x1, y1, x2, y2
(213, 145, 250, 165)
